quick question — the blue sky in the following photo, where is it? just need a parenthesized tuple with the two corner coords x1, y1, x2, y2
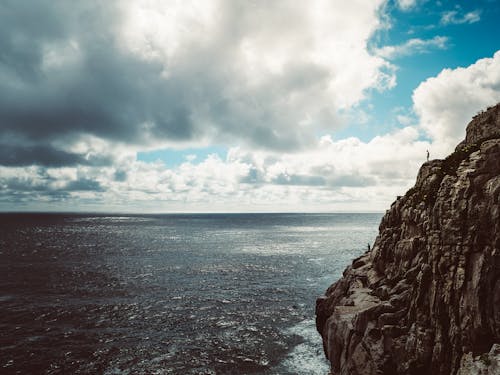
(329, 0, 500, 141)
(0, 0, 499, 212)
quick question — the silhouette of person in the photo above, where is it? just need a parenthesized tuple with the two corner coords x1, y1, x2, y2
(426, 150, 430, 161)
(367, 243, 371, 251)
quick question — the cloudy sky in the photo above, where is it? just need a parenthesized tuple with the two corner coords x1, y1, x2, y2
(1, 0, 499, 212)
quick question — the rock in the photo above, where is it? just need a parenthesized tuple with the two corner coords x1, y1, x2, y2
(465, 105, 500, 146)
(457, 344, 500, 375)
(316, 103, 500, 375)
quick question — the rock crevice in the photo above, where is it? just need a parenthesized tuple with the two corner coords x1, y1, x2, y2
(316, 103, 500, 375)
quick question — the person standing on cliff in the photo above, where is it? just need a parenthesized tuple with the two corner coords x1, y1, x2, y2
(426, 150, 430, 161)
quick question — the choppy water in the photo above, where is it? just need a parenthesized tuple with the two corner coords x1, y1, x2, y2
(0, 213, 381, 374)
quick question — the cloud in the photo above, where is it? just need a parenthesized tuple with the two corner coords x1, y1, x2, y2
(0, 144, 86, 167)
(0, 126, 430, 212)
(396, 0, 418, 11)
(374, 36, 448, 59)
(0, 166, 104, 197)
(66, 178, 104, 192)
(0, 0, 393, 169)
(440, 9, 481, 25)
(413, 50, 500, 156)
(3, 2, 497, 212)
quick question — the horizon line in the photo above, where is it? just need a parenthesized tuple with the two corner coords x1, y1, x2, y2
(0, 210, 385, 215)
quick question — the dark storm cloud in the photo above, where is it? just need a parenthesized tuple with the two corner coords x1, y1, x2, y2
(0, 1, 66, 79)
(0, 0, 338, 168)
(0, 142, 115, 167)
(0, 1, 198, 143)
(0, 144, 85, 167)
(0, 1, 201, 168)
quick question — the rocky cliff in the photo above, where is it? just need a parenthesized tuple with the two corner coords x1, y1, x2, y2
(316, 103, 500, 375)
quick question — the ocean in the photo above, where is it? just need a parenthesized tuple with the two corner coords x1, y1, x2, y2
(0, 213, 382, 374)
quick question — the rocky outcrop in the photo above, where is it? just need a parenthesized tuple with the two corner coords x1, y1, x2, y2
(316, 103, 500, 375)
(457, 344, 500, 375)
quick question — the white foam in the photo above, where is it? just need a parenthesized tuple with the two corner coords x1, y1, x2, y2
(274, 319, 330, 374)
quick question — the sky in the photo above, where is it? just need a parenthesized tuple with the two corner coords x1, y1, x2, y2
(0, 0, 499, 213)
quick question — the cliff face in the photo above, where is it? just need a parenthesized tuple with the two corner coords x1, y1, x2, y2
(316, 103, 500, 375)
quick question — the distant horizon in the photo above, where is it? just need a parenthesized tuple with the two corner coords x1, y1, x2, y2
(0, 210, 385, 215)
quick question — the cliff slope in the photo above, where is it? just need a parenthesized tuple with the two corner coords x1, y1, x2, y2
(316, 103, 500, 375)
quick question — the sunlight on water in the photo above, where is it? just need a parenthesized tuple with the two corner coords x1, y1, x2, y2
(0, 213, 381, 374)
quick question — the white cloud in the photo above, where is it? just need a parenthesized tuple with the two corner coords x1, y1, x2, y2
(413, 50, 500, 156)
(0, 0, 398, 161)
(396, 0, 418, 11)
(374, 36, 448, 59)
(0, 127, 430, 212)
(116, 0, 394, 146)
(441, 10, 481, 25)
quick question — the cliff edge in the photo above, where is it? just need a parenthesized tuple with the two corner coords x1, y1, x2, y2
(316, 103, 500, 375)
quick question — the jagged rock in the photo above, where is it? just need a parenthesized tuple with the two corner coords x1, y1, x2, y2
(456, 343, 500, 375)
(316, 103, 500, 375)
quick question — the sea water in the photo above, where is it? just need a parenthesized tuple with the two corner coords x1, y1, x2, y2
(0, 213, 381, 374)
